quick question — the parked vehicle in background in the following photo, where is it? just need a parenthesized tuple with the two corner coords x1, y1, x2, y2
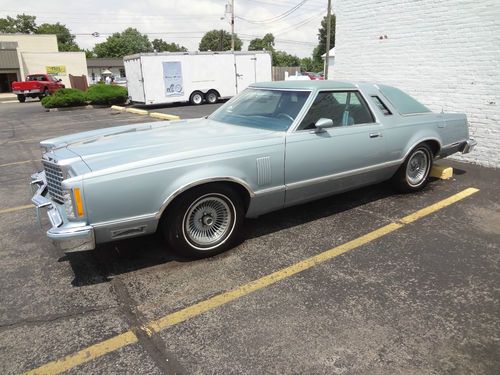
(124, 51, 272, 105)
(113, 77, 127, 87)
(11, 74, 65, 102)
(31, 80, 476, 259)
(304, 71, 324, 80)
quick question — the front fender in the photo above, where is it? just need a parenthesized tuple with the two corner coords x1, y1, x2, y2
(155, 166, 255, 219)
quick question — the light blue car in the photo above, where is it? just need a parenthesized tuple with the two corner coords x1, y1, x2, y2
(31, 81, 476, 258)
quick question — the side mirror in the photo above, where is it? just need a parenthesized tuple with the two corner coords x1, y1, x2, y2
(314, 118, 334, 132)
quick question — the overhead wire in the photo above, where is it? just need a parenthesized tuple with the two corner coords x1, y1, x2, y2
(236, 0, 309, 24)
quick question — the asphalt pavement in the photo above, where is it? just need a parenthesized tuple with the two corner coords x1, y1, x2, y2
(0, 100, 498, 374)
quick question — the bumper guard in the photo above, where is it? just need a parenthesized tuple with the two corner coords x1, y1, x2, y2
(31, 171, 95, 252)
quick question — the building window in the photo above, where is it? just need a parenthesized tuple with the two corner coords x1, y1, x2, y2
(119, 68, 126, 77)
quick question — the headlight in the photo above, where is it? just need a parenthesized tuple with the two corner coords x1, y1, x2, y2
(63, 190, 76, 220)
(63, 188, 85, 220)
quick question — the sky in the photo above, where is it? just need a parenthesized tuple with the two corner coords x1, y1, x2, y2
(0, 0, 328, 57)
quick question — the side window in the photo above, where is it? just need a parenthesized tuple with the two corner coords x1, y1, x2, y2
(298, 91, 374, 130)
(372, 96, 392, 115)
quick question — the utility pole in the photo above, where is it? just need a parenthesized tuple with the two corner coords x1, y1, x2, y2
(231, 0, 235, 51)
(324, 0, 332, 79)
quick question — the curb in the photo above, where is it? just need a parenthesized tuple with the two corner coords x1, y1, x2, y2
(149, 112, 180, 121)
(430, 164, 453, 180)
(45, 105, 110, 112)
(125, 107, 149, 115)
(111, 105, 126, 111)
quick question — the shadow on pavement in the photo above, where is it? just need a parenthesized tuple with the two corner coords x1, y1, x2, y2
(63, 181, 404, 287)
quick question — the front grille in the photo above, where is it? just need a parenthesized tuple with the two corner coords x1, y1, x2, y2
(42, 160, 65, 204)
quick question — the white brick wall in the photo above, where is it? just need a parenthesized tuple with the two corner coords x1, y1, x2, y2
(332, 0, 500, 168)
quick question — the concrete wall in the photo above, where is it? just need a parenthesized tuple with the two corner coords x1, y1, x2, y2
(332, 0, 500, 168)
(21, 52, 87, 88)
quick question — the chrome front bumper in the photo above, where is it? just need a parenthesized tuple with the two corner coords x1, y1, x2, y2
(31, 171, 95, 253)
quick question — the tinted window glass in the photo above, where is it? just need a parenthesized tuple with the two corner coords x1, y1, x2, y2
(298, 91, 375, 130)
(378, 85, 431, 114)
(372, 96, 392, 115)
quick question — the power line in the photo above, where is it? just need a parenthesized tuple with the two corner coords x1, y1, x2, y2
(274, 10, 324, 36)
(236, 0, 308, 24)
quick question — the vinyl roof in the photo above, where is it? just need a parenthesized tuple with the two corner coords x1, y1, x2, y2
(250, 80, 357, 90)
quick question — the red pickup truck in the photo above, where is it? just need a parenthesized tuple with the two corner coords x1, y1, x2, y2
(11, 74, 65, 102)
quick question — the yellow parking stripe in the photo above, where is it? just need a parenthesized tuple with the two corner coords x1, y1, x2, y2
(0, 204, 32, 215)
(23, 331, 138, 375)
(4, 138, 40, 144)
(0, 159, 38, 168)
(23, 187, 479, 374)
(400, 187, 478, 224)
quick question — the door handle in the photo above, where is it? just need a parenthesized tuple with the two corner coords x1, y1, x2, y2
(369, 132, 381, 138)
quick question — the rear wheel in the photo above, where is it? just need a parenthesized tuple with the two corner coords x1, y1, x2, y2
(162, 184, 244, 258)
(205, 90, 218, 104)
(392, 143, 433, 192)
(39, 88, 49, 101)
(189, 91, 204, 105)
(17, 94, 25, 103)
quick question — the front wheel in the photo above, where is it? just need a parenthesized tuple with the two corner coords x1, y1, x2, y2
(392, 143, 433, 192)
(17, 94, 26, 103)
(162, 184, 244, 258)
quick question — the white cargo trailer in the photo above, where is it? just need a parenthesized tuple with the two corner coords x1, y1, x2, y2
(123, 51, 272, 105)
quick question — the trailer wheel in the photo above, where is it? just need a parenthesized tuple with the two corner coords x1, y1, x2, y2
(189, 91, 204, 105)
(17, 94, 26, 103)
(205, 90, 218, 104)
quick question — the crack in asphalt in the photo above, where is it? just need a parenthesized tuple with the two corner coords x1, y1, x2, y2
(112, 277, 186, 375)
(0, 305, 116, 332)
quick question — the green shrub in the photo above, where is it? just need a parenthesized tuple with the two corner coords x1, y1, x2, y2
(41, 88, 87, 108)
(85, 84, 128, 105)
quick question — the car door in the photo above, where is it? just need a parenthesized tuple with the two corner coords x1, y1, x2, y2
(284, 90, 389, 206)
(46, 75, 57, 93)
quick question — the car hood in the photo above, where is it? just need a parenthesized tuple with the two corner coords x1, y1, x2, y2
(41, 118, 283, 173)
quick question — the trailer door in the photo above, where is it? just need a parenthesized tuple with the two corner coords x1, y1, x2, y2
(124, 57, 146, 103)
(235, 54, 257, 93)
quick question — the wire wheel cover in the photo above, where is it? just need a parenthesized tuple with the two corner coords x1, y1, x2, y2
(406, 150, 429, 186)
(183, 194, 234, 249)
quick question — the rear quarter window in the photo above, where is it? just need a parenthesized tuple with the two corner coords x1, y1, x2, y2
(371, 96, 392, 115)
(378, 85, 431, 115)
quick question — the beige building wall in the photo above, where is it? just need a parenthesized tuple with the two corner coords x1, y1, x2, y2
(21, 52, 87, 88)
(0, 34, 58, 52)
(0, 34, 59, 79)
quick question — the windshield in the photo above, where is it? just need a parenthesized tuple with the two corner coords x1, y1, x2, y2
(209, 88, 310, 131)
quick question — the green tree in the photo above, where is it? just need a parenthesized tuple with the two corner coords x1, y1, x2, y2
(152, 38, 187, 52)
(0, 14, 37, 33)
(199, 30, 242, 51)
(36, 22, 80, 51)
(272, 50, 300, 67)
(93, 28, 152, 58)
(248, 33, 275, 52)
(313, 14, 336, 66)
(300, 57, 316, 72)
